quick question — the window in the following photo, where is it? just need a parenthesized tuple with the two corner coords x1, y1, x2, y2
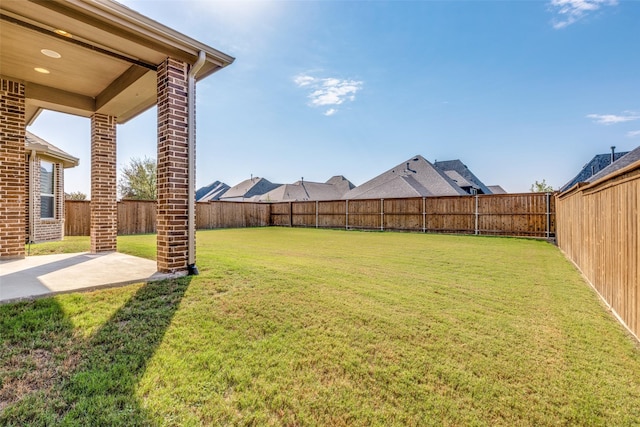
(40, 161, 55, 219)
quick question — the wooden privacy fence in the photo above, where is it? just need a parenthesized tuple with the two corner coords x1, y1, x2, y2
(65, 200, 157, 236)
(65, 200, 91, 236)
(196, 201, 270, 229)
(271, 193, 555, 238)
(556, 161, 639, 341)
(66, 193, 555, 238)
(65, 200, 270, 236)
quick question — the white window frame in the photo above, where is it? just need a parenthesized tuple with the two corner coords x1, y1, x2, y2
(40, 160, 56, 219)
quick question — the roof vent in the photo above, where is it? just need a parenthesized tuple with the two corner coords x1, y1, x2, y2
(611, 146, 616, 164)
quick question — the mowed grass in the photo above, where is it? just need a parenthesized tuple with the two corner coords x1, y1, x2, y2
(2, 228, 640, 426)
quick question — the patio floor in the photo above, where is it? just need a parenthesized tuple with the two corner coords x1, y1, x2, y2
(0, 252, 176, 303)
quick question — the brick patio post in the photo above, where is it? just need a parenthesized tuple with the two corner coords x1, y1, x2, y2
(0, 79, 26, 259)
(90, 113, 117, 253)
(156, 57, 191, 273)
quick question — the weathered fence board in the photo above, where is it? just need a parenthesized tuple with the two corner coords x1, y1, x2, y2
(556, 162, 639, 341)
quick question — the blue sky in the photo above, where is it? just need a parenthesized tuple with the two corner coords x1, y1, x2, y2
(28, 0, 640, 195)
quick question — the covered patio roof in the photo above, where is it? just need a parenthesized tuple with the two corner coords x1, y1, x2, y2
(0, 0, 234, 124)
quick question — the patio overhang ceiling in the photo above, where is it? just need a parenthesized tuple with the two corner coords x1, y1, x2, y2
(0, 0, 234, 125)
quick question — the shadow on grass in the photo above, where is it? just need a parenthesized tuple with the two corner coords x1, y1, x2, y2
(0, 277, 191, 426)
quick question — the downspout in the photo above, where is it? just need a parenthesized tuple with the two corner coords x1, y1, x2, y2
(187, 51, 206, 275)
(28, 150, 36, 245)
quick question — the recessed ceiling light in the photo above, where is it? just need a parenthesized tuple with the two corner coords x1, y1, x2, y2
(34, 67, 50, 74)
(41, 49, 61, 59)
(54, 29, 72, 38)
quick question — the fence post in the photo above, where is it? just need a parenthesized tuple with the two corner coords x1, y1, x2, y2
(380, 198, 384, 231)
(289, 201, 293, 227)
(316, 200, 319, 228)
(474, 195, 479, 235)
(345, 200, 349, 230)
(546, 192, 550, 239)
(422, 197, 426, 233)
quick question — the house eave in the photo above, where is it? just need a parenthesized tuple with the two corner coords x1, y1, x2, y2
(27, 142, 80, 168)
(59, 0, 235, 77)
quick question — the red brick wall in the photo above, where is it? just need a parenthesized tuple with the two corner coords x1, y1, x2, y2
(157, 57, 191, 273)
(0, 78, 26, 259)
(90, 113, 117, 253)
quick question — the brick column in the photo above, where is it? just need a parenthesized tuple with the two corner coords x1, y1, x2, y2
(157, 58, 190, 273)
(90, 113, 117, 253)
(0, 79, 26, 259)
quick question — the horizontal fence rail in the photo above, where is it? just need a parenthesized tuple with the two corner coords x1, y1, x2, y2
(65, 193, 555, 238)
(556, 161, 639, 341)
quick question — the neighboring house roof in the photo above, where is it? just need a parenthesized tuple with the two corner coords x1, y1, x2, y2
(443, 170, 476, 189)
(342, 155, 467, 200)
(196, 180, 230, 201)
(25, 131, 79, 168)
(434, 160, 492, 194)
(325, 175, 356, 194)
(487, 185, 507, 194)
(587, 145, 640, 184)
(560, 150, 629, 192)
(219, 177, 280, 201)
(259, 176, 355, 202)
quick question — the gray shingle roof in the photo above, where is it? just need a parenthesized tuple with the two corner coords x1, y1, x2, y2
(487, 185, 507, 194)
(342, 155, 467, 199)
(434, 160, 491, 194)
(443, 170, 475, 189)
(25, 131, 79, 168)
(587, 145, 640, 184)
(219, 177, 280, 201)
(325, 175, 355, 193)
(196, 181, 230, 201)
(560, 150, 629, 192)
(259, 176, 355, 202)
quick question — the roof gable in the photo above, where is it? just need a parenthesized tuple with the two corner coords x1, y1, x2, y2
(220, 177, 280, 200)
(196, 180, 230, 201)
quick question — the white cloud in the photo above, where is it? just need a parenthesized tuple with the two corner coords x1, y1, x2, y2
(587, 111, 640, 125)
(627, 130, 640, 138)
(294, 73, 363, 116)
(293, 75, 316, 87)
(549, 0, 618, 29)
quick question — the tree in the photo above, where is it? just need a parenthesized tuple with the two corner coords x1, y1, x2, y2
(118, 156, 157, 200)
(65, 191, 87, 200)
(530, 179, 554, 193)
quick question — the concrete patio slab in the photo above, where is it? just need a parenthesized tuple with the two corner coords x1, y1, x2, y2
(0, 252, 178, 303)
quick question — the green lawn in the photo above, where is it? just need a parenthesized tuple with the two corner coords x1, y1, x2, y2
(2, 228, 640, 426)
